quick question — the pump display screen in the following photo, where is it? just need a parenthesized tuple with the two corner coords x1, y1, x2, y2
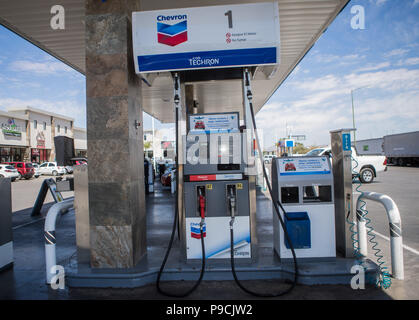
(189, 113, 239, 134)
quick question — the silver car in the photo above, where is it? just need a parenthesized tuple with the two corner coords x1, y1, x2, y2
(38, 162, 66, 176)
(32, 163, 41, 178)
(0, 164, 20, 182)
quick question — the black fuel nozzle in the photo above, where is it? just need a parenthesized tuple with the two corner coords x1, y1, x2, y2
(227, 185, 237, 222)
(246, 90, 253, 101)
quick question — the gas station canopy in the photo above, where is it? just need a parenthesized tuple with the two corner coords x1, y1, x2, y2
(0, 0, 349, 122)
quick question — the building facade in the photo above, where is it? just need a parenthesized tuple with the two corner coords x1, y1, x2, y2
(0, 110, 29, 163)
(0, 107, 86, 163)
(74, 127, 87, 157)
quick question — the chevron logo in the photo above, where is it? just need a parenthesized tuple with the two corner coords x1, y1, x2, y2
(157, 19, 187, 47)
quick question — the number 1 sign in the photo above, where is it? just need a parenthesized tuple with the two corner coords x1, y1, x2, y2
(132, 2, 280, 73)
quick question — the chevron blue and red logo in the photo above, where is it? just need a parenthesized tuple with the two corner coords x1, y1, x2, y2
(157, 15, 188, 47)
(190, 222, 206, 239)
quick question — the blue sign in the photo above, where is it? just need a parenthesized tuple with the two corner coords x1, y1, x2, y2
(137, 47, 276, 72)
(342, 133, 351, 151)
(285, 139, 295, 148)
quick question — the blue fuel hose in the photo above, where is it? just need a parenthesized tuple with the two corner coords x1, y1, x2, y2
(350, 156, 391, 289)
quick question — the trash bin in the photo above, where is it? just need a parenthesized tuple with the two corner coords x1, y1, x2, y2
(0, 178, 13, 271)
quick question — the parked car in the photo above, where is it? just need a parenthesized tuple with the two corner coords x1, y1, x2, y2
(37, 162, 66, 176)
(71, 157, 88, 166)
(65, 166, 74, 174)
(4, 162, 34, 180)
(0, 164, 20, 182)
(32, 163, 41, 178)
(304, 146, 387, 183)
(161, 168, 175, 187)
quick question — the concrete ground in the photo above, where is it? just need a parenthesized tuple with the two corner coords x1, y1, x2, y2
(1, 166, 418, 299)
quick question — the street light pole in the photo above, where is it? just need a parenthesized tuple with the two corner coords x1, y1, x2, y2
(351, 89, 356, 144)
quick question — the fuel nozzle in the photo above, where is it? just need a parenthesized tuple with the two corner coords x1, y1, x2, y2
(227, 185, 237, 227)
(197, 186, 206, 226)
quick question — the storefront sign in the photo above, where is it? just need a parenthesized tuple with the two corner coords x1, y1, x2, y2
(133, 2, 280, 73)
(36, 131, 46, 148)
(1, 118, 22, 137)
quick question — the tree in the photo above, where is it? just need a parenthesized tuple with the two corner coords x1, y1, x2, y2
(293, 142, 310, 155)
(144, 141, 152, 150)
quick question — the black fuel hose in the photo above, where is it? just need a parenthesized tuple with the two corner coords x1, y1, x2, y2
(156, 98, 207, 298)
(228, 87, 299, 297)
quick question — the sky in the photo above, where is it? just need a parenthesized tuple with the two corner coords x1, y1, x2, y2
(257, 0, 419, 147)
(0, 0, 418, 147)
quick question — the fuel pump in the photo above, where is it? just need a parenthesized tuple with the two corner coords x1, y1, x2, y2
(156, 73, 207, 297)
(227, 69, 298, 297)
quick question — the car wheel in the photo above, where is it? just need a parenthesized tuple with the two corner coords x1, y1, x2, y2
(360, 168, 374, 184)
(0, 174, 4, 178)
(52, 170, 58, 176)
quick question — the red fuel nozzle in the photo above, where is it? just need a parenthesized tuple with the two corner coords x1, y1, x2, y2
(199, 194, 206, 219)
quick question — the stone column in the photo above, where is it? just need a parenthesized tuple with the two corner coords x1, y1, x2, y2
(85, 0, 146, 268)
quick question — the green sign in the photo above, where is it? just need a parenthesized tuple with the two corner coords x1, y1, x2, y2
(1, 119, 22, 137)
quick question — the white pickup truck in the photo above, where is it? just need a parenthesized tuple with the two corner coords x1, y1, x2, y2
(305, 146, 387, 183)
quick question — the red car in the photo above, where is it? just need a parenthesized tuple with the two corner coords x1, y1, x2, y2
(285, 162, 296, 172)
(5, 162, 34, 179)
(161, 169, 175, 187)
(194, 121, 205, 130)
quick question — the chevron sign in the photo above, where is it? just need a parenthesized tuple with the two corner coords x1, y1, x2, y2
(157, 15, 187, 46)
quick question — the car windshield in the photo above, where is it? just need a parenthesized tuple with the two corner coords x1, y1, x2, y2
(305, 149, 325, 156)
(6, 165, 15, 170)
(25, 163, 33, 168)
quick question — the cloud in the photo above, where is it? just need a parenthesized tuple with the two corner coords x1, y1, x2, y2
(258, 67, 419, 146)
(9, 60, 73, 75)
(355, 62, 391, 72)
(375, 0, 388, 6)
(384, 48, 409, 58)
(313, 54, 364, 65)
(396, 57, 419, 66)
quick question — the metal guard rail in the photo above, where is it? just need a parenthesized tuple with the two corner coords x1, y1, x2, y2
(356, 192, 404, 280)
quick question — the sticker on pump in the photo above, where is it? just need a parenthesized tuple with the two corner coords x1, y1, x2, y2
(190, 222, 206, 239)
